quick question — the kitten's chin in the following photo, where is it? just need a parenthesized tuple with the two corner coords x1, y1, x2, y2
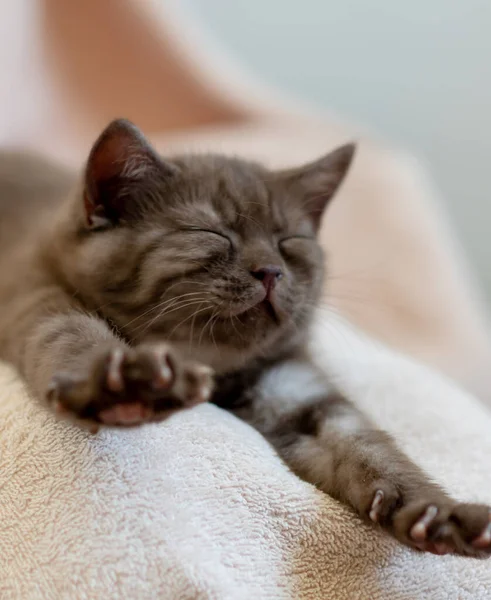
(180, 320, 302, 374)
(221, 291, 285, 326)
(257, 299, 280, 324)
(171, 311, 302, 374)
(223, 300, 280, 324)
(221, 289, 266, 319)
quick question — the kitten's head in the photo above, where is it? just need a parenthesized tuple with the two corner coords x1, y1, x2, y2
(56, 120, 354, 371)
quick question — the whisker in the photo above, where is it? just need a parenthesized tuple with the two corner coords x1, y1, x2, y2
(166, 303, 214, 341)
(198, 309, 219, 347)
(122, 291, 209, 330)
(132, 298, 211, 338)
(208, 311, 220, 350)
(229, 313, 245, 342)
(188, 301, 203, 349)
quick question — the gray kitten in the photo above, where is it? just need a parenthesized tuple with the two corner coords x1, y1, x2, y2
(0, 119, 490, 557)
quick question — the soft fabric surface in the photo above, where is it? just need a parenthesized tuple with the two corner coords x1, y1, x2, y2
(1, 314, 490, 600)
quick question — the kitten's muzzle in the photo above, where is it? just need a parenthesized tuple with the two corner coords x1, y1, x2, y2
(219, 265, 284, 321)
(250, 265, 283, 299)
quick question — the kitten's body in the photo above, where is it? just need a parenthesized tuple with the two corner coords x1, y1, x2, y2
(0, 121, 490, 559)
(0, 153, 75, 369)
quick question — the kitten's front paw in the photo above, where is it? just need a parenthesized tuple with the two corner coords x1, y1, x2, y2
(47, 344, 214, 430)
(367, 484, 491, 557)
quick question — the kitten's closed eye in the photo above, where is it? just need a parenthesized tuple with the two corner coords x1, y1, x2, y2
(279, 235, 315, 243)
(184, 227, 233, 249)
(278, 235, 316, 258)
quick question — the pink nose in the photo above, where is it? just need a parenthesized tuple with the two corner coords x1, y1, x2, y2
(250, 265, 283, 294)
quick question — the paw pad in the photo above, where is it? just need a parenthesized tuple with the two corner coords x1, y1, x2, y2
(47, 344, 214, 429)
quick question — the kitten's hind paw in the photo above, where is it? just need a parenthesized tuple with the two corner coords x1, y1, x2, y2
(400, 502, 491, 557)
(46, 344, 214, 428)
(367, 483, 491, 558)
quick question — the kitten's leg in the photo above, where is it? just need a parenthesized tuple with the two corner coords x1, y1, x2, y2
(6, 308, 213, 429)
(236, 361, 491, 557)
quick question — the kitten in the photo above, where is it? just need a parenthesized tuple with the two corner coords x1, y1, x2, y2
(0, 119, 489, 558)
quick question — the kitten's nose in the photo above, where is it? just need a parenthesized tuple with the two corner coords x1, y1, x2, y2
(251, 265, 283, 294)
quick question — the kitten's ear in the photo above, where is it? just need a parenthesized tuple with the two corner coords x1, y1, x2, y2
(83, 119, 177, 228)
(281, 143, 356, 230)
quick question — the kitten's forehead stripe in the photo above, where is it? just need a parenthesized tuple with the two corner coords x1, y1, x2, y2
(171, 154, 272, 233)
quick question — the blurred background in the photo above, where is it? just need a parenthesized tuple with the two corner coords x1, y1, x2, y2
(182, 0, 491, 299)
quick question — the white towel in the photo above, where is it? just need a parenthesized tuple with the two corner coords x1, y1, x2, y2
(1, 314, 490, 599)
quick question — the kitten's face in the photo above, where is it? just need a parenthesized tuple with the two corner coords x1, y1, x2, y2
(60, 120, 354, 371)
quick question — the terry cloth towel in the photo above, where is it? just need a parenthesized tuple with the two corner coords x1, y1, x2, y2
(1, 314, 490, 599)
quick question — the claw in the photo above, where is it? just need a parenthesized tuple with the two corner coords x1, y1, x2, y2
(152, 349, 173, 389)
(106, 348, 125, 392)
(54, 401, 67, 414)
(188, 364, 214, 403)
(472, 517, 491, 549)
(369, 490, 385, 523)
(46, 379, 59, 404)
(410, 505, 438, 542)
